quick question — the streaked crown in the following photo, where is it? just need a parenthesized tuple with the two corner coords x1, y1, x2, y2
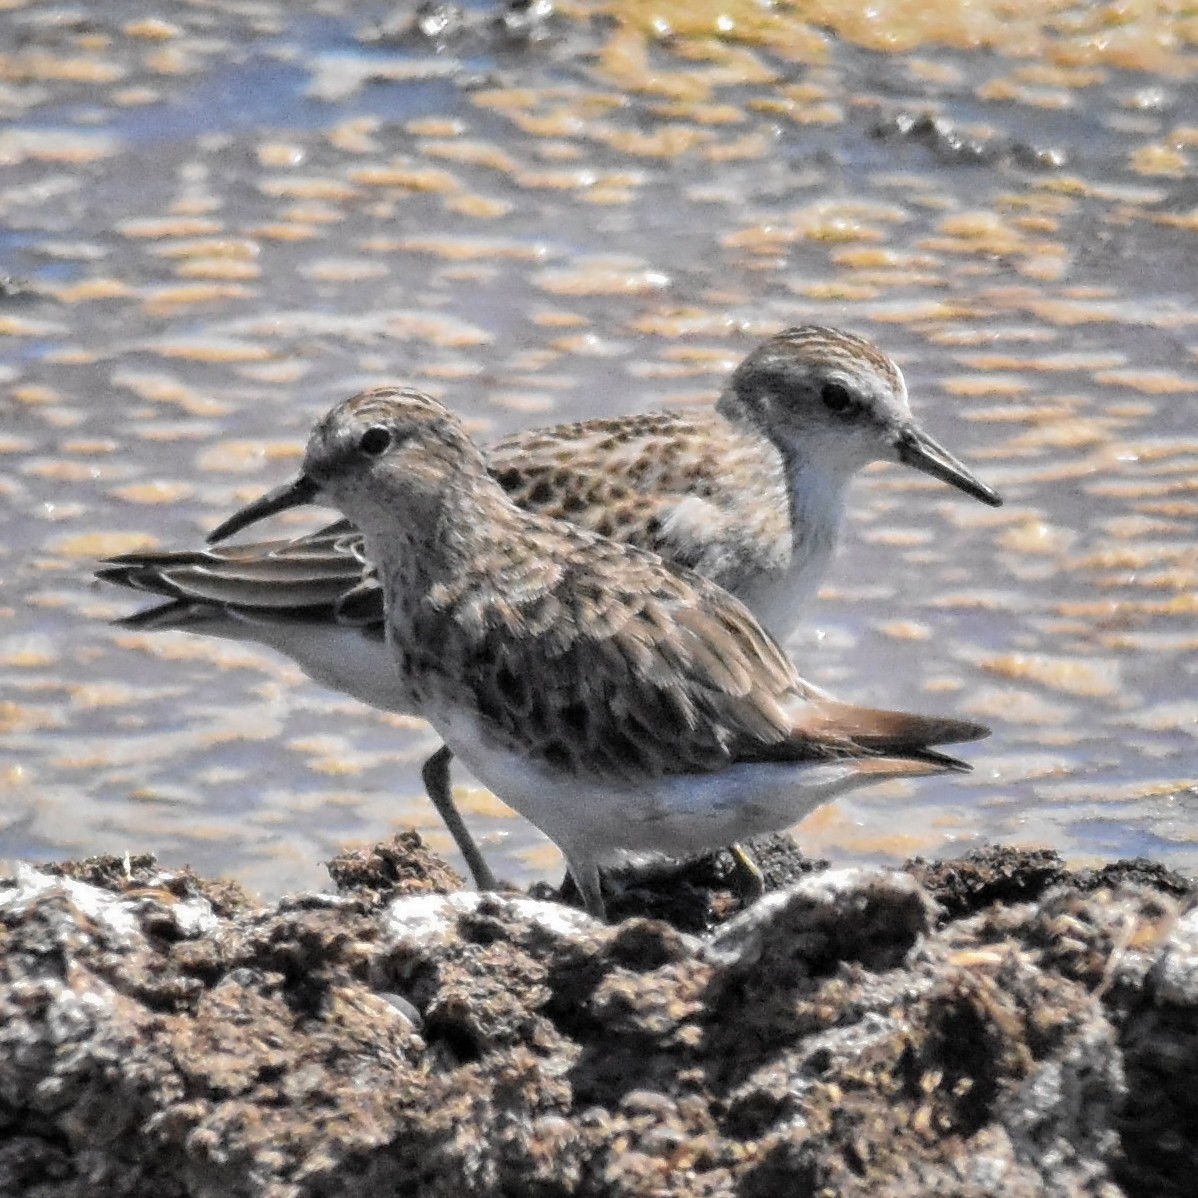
(720, 325, 913, 454)
(304, 385, 486, 487)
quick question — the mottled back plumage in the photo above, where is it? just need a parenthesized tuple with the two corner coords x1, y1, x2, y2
(394, 511, 805, 782)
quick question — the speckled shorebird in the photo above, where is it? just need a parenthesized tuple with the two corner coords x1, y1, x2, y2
(99, 327, 1001, 895)
(178, 386, 990, 919)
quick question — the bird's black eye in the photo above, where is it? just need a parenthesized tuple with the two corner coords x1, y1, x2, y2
(358, 426, 391, 457)
(821, 382, 857, 416)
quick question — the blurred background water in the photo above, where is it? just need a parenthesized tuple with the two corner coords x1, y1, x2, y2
(1, 0, 1196, 896)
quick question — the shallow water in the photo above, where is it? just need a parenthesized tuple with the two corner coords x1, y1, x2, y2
(2, 0, 1197, 897)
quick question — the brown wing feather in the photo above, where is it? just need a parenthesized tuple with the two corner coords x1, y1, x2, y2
(415, 516, 809, 781)
(799, 698, 988, 753)
(737, 695, 989, 769)
(98, 408, 784, 632)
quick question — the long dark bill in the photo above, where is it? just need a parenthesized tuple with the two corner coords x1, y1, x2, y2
(894, 425, 1002, 507)
(206, 474, 321, 544)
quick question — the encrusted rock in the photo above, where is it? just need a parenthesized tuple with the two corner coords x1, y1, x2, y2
(0, 839, 1194, 1196)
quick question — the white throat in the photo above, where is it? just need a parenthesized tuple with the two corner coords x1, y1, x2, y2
(745, 443, 857, 639)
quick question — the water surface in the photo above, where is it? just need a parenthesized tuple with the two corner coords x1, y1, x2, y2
(2, 0, 1196, 895)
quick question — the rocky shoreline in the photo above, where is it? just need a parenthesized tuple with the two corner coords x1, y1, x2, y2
(1, 837, 1194, 1197)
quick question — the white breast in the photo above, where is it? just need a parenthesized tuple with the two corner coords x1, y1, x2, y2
(746, 456, 852, 639)
(738, 529, 836, 639)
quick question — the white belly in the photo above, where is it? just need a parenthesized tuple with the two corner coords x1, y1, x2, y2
(223, 613, 413, 715)
(428, 702, 871, 868)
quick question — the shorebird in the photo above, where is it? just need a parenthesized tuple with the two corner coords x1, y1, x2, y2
(99, 327, 1000, 893)
(184, 385, 989, 919)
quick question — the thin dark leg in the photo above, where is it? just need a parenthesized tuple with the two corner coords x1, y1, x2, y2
(420, 744, 498, 893)
(565, 856, 606, 921)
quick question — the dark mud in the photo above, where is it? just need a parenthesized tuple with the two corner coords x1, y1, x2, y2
(1, 837, 1194, 1197)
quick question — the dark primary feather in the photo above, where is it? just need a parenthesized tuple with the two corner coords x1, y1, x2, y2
(98, 532, 369, 620)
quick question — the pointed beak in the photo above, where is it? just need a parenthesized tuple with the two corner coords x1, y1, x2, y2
(893, 424, 1002, 507)
(206, 474, 321, 543)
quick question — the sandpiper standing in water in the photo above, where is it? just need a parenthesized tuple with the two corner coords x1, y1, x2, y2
(100, 327, 1001, 893)
(191, 386, 990, 920)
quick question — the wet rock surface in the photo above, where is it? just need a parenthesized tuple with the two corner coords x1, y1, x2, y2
(1, 838, 1194, 1197)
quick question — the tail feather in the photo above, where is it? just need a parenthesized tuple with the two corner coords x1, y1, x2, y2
(901, 746, 974, 773)
(111, 598, 221, 633)
(804, 699, 988, 753)
(111, 597, 339, 637)
(746, 695, 988, 771)
(849, 756, 962, 778)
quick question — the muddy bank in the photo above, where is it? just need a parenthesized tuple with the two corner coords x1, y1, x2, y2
(1, 837, 1195, 1197)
